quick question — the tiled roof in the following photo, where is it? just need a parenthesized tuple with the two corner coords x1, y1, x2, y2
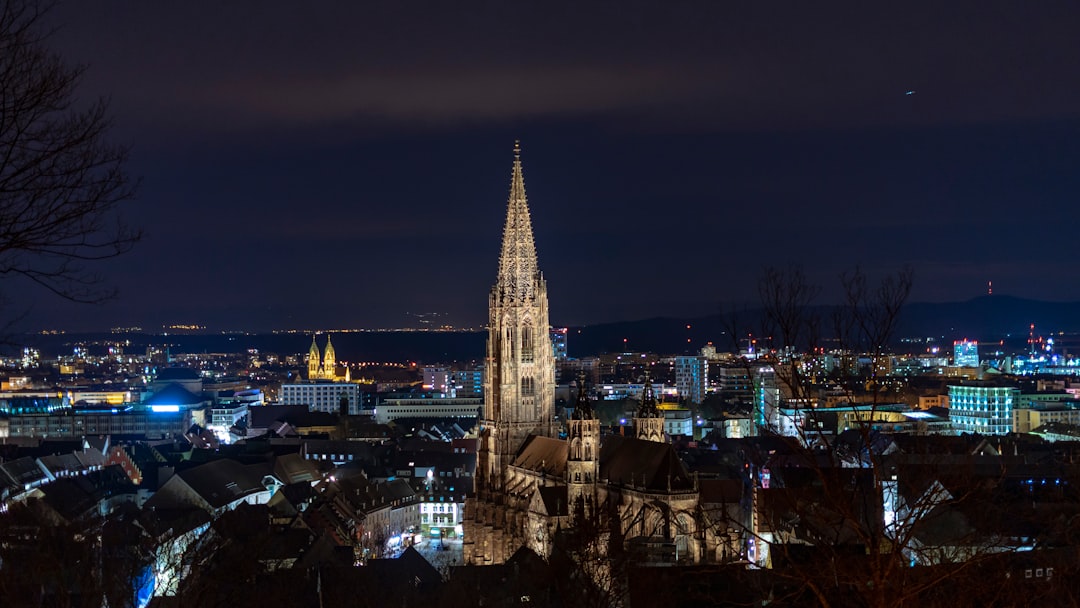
(511, 435, 567, 477)
(599, 435, 694, 492)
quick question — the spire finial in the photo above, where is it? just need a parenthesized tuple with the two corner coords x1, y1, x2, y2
(513, 140, 521, 159)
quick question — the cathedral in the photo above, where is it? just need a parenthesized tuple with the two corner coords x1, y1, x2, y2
(463, 144, 723, 566)
(307, 334, 349, 381)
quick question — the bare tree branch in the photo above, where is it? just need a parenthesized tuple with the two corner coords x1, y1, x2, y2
(0, 0, 140, 305)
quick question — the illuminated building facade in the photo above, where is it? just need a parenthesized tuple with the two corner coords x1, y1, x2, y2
(0, 409, 190, 439)
(1013, 402, 1080, 434)
(948, 383, 1019, 435)
(452, 368, 484, 397)
(675, 355, 709, 404)
(551, 327, 568, 360)
(422, 366, 452, 395)
(375, 397, 482, 424)
(307, 334, 349, 381)
(954, 340, 979, 367)
(716, 364, 753, 394)
(280, 381, 360, 415)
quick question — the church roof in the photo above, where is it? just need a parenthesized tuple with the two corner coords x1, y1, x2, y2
(510, 433, 695, 494)
(511, 435, 567, 477)
(599, 435, 695, 492)
(536, 485, 569, 517)
(495, 141, 540, 303)
(699, 478, 743, 504)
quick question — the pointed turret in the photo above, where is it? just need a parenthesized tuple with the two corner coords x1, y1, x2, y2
(567, 373, 599, 523)
(323, 334, 336, 377)
(635, 370, 666, 443)
(308, 335, 321, 380)
(637, 371, 661, 418)
(496, 141, 539, 303)
(571, 372, 596, 420)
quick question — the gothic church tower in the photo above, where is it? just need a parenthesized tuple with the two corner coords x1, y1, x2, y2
(567, 375, 600, 522)
(476, 142, 556, 499)
(308, 335, 321, 379)
(634, 371, 666, 442)
(322, 334, 336, 376)
(306, 334, 338, 380)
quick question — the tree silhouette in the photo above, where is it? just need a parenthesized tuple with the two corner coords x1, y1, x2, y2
(0, 0, 139, 305)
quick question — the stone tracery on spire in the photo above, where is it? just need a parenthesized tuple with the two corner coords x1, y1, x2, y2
(496, 141, 539, 302)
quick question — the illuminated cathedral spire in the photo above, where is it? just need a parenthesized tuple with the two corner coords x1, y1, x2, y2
(307, 334, 338, 381)
(472, 142, 556, 555)
(323, 334, 336, 373)
(496, 140, 539, 303)
(308, 335, 321, 380)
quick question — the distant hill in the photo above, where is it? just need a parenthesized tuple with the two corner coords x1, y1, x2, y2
(12, 296, 1080, 362)
(566, 296, 1080, 356)
(898, 296, 1080, 340)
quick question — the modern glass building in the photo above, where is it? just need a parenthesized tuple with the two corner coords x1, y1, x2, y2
(954, 340, 979, 367)
(551, 327, 569, 361)
(675, 356, 709, 405)
(948, 383, 1018, 434)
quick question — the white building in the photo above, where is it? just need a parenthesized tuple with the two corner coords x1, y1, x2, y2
(663, 408, 693, 437)
(1013, 402, 1080, 434)
(375, 397, 482, 424)
(949, 384, 1019, 435)
(280, 381, 360, 415)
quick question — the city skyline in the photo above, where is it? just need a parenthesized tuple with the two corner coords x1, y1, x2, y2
(6, 2, 1080, 332)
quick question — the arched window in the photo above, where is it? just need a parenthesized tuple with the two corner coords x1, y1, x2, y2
(521, 323, 534, 362)
(570, 437, 582, 460)
(521, 376, 535, 396)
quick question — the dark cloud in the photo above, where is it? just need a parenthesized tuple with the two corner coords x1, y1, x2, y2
(52, 2, 1080, 134)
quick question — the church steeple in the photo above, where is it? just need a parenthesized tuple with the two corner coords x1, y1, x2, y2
(571, 372, 596, 420)
(323, 334, 336, 376)
(474, 142, 557, 552)
(496, 140, 539, 304)
(634, 370, 665, 443)
(308, 335, 321, 380)
(567, 373, 599, 523)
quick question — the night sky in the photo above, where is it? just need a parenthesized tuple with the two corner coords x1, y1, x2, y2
(12, 1, 1080, 332)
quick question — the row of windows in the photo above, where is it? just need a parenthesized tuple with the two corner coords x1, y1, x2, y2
(421, 503, 458, 512)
